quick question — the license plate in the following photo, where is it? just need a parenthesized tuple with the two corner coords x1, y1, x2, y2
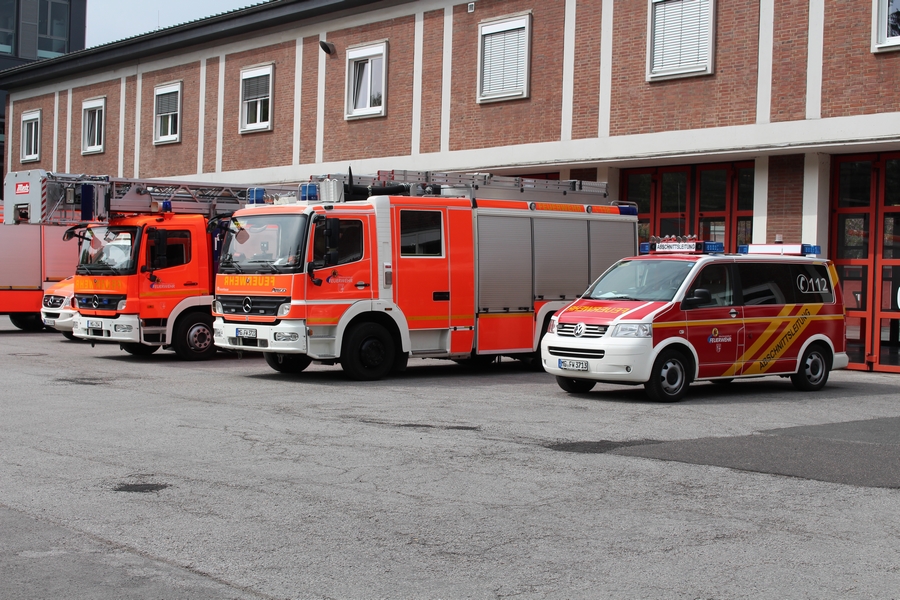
(87, 320, 102, 329)
(236, 328, 257, 339)
(43, 319, 56, 326)
(559, 359, 589, 371)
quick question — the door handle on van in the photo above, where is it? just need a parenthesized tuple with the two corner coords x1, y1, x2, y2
(729, 309, 739, 318)
(355, 281, 371, 289)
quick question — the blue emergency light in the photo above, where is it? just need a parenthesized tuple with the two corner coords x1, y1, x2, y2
(640, 240, 724, 254)
(247, 187, 266, 204)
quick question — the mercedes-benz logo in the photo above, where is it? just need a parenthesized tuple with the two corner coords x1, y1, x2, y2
(91, 295, 101, 309)
(242, 297, 253, 313)
(574, 322, 586, 337)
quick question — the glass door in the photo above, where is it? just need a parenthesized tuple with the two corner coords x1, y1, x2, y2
(875, 157, 900, 371)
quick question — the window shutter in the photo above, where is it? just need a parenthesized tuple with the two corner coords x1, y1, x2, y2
(243, 74, 270, 101)
(481, 26, 526, 96)
(156, 91, 179, 115)
(651, 0, 712, 74)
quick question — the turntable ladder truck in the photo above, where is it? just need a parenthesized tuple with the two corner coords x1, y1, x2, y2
(4, 169, 294, 359)
(211, 170, 640, 379)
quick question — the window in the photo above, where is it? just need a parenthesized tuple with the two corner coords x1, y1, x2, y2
(874, 0, 900, 49)
(241, 66, 272, 132)
(346, 42, 386, 118)
(21, 110, 41, 162)
(313, 219, 364, 265)
(82, 98, 104, 154)
(38, 0, 69, 59)
(477, 14, 531, 103)
(0, 0, 15, 55)
(647, 0, 715, 80)
(154, 83, 181, 144)
(399, 211, 442, 256)
(688, 264, 733, 308)
(147, 230, 192, 269)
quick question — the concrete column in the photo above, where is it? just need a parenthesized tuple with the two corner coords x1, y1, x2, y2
(802, 152, 831, 256)
(752, 156, 769, 244)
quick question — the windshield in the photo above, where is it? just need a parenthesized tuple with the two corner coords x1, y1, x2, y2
(219, 214, 309, 274)
(76, 226, 140, 275)
(585, 259, 696, 302)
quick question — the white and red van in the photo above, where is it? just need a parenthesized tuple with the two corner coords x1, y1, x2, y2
(541, 240, 848, 402)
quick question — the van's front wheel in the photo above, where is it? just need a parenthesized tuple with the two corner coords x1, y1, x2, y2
(644, 348, 691, 402)
(791, 343, 831, 391)
(555, 376, 596, 393)
(264, 352, 312, 374)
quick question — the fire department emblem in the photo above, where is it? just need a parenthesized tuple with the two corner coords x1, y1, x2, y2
(574, 322, 586, 337)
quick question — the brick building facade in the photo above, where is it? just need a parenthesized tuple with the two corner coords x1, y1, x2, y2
(2, 0, 900, 371)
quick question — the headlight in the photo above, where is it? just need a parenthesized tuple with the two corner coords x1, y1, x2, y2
(547, 318, 558, 334)
(612, 323, 652, 338)
(116, 299, 127, 311)
(67, 296, 76, 309)
(277, 302, 291, 317)
(274, 332, 299, 342)
(213, 300, 222, 313)
(114, 324, 133, 333)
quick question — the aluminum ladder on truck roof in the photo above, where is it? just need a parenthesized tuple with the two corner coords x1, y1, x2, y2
(3, 169, 297, 226)
(309, 170, 614, 204)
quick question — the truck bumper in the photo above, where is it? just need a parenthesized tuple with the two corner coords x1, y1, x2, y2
(73, 314, 143, 344)
(42, 308, 78, 332)
(213, 318, 309, 354)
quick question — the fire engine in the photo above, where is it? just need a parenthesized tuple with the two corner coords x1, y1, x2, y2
(2, 173, 78, 331)
(212, 171, 639, 380)
(541, 237, 849, 402)
(4, 169, 293, 359)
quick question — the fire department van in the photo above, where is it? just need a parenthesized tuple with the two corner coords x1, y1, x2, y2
(541, 239, 849, 402)
(41, 276, 77, 339)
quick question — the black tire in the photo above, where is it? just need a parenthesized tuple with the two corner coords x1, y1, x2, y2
(710, 378, 733, 385)
(9, 313, 45, 332)
(172, 312, 216, 361)
(392, 351, 409, 373)
(340, 322, 396, 381)
(121, 343, 159, 356)
(790, 343, 831, 391)
(556, 376, 596, 393)
(453, 353, 498, 368)
(264, 352, 312, 374)
(62, 331, 78, 341)
(644, 348, 691, 402)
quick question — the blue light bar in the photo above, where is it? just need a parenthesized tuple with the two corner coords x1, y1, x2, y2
(639, 242, 651, 254)
(617, 205, 638, 216)
(247, 187, 266, 204)
(802, 244, 821, 255)
(300, 182, 319, 201)
(702, 241, 724, 253)
(161, 200, 172, 212)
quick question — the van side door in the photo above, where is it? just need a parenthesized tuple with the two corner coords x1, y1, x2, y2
(684, 262, 743, 379)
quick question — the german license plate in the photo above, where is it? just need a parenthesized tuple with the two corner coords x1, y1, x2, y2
(236, 328, 257, 339)
(559, 359, 589, 371)
(87, 320, 102, 329)
(43, 319, 56, 326)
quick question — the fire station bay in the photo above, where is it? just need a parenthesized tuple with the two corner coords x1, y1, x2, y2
(1, 0, 900, 373)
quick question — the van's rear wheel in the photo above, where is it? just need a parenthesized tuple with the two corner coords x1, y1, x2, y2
(341, 322, 395, 381)
(791, 343, 831, 391)
(644, 348, 691, 402)
(264, 352, 312, 374)
(173, 313, 216, 361)
(556, 376, 596, 393)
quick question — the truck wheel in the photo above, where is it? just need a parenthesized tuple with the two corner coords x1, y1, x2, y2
(644, 348, 691, 402)
(341, 322, 395, 381)
(264, 352, 312, 374)
(62, 331, 77, 341)
(9, 313, 45, 332)
(790, 343, 831, 391)
(121, 343, 159, 356)
(556, 376, 596, 393)
(173, 313, 216, 361)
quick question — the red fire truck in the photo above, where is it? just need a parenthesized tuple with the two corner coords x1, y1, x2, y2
(212, 171, 639, 379)
(2, 172, 79, 331)
(4, 169, 292, 359)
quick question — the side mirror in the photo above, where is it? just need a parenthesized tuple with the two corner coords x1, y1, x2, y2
(307, 261, 323, 286)
(144, 227, 169, 271)
(323, 249, 339, 267)
(324, 217, 340, 250)
(682, 288, 711, 308)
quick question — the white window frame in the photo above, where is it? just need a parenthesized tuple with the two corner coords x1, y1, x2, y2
(345, 41, 387, 119)
(477, 14, 532, 103)
(21, 109, 41, 163)
(646, 0, 716, 81)
(240, 65, 273, 133)
(154, 82, 181, 144)
(81, 97, 105, 154)
(872, 0, 900, 52)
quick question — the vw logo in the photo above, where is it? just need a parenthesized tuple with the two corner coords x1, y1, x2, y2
(574, 322, 586, 337)
(242, 297, 253, 313)
(91, 295, 101, 309)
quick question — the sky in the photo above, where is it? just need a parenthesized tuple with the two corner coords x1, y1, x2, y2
(85, 0, 268, 48)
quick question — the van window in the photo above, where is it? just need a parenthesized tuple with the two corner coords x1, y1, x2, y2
(738, 263, 794, 305)
(687, 264, 733, 307)
(791, 263, 834, 303)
